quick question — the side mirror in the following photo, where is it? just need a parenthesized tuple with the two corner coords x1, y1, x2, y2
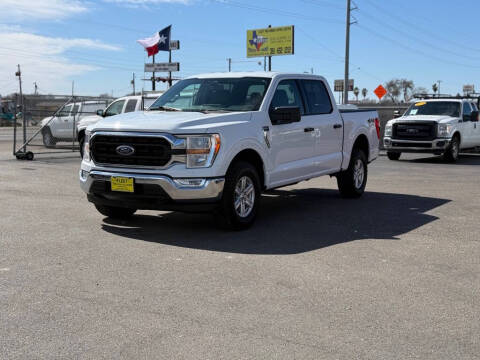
(269, 106, 301, 125)
(393, 110, 401, 118)
(96, 109, 104, 117)
(470, 110, 479, 122)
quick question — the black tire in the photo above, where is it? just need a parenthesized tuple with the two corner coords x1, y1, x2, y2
(387, 152, 401, 161)
(443, 135, 460, 162)
(42, 127, 56, 148)
(94, 204, 136, 219)
(25, 152, 34, 160)
(217, 161, 261, 230)
(337, 148, 368, 198)
(79, 132, 85, 158)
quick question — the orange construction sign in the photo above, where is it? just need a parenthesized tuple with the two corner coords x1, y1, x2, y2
(374, 84, 387, 100)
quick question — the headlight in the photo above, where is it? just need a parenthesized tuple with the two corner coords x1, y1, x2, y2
(185, 134, 221, 168)
(83, 131, 91, 161)
(384, 123, 392, 137)
(438, 124, 452, 137)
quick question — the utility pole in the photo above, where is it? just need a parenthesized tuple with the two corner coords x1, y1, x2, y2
(168, 49, 172, 88)
(268, 25, 272, 71)
(264, 56, 267, 71)
(71, 80, 74, 96)
(227, 58, 232, 72)
(343, 0, 351, 104)
(33, 82, 38, 95)
(131, 73, 135, 95)
(438, 80, 442, 96)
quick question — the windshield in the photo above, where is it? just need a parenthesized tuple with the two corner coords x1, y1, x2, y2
(405, 101, 461, 117)
(149, 77, 271, 112)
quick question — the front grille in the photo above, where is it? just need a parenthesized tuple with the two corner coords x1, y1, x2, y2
(91, 135, 178, 167)
(392, 122, 436, 141)
(392, 142, 432, 148)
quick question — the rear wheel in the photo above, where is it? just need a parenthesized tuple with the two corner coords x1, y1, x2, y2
(217, 161, 261, 230)
(387, 152, 401, 161)
(94, 204, 136, 219)
(443, 135, 460, 162)
(42, 127, 56, 148)
(337, 148, 368, 198)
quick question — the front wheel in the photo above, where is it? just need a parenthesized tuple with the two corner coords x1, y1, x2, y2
(337, 148, 368, 198)
(94, 204, 136, 219)
(42, 127, 56, 148)
(443, 135, 460, 162)
(217, 161, 261, 230)
(387, 152, 401, 161)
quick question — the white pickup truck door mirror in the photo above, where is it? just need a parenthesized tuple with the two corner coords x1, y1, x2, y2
(269, 106, 301, 125)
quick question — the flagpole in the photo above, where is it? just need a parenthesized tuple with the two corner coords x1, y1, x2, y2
(152, 54, 156, 91)
(168, 50, 172, 88)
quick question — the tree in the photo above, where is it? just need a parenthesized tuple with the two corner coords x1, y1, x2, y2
(361, 88, 367, 101)
(432, 83, 438, 96)
(353, 87, 360, 102)
(385, 79, 401, 103)
(413, 87, 428, 96)
(399, 79, 414, 102)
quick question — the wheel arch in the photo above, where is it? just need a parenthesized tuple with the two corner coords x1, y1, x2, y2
(352, 133, 370, 159)
(227, 148, 266, 190)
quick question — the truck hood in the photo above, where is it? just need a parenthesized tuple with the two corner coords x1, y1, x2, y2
(88, 110, 252, 134)
(392, 115, 458, 124)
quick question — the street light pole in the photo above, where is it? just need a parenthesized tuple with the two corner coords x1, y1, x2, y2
(343, 0, 351, 104)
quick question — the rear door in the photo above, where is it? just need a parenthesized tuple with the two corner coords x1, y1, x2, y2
(470, 102, 480, 146)
(51, 104, 73, 139)
(461, 102, 474, 148)
(268, 79, 318, 186)
(299, 79, 343, 174)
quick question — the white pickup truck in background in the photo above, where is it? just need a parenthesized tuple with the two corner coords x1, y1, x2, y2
(77, 93, 162, 156)
(383, 97, 480, 162)
(80, 72, 380, 229)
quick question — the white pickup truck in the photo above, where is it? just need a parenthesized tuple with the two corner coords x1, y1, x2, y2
(80, 72, 380, 229)
(77, 93, 162, 156)
(41, 101, 108, 147)
(384, 97, 480, 162)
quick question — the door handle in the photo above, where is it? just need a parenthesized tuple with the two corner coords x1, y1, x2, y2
(333, 124, 343, 129)
(304, 127, 314, 132)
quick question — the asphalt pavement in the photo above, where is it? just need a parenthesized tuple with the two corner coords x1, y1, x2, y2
(0, 139, 479, 359)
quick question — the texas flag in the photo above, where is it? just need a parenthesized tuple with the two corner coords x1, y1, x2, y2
(137, 26, 171, 57)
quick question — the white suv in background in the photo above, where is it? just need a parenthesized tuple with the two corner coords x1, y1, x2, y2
(41, 101, 108, 147)
(77, 93, 162, 156)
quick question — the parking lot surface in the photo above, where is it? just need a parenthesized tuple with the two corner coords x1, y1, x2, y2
(1, 139, 479, 359)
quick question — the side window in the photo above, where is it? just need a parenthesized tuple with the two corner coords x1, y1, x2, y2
(59, 104, 72, 117)
(300, 80, 333, 114)
(104, 100, 125, 117)
(124, 99, 138, 113)
(269, 80, 304, 114)
(71, 104, 79, 116)
(463, 102, 472, 121)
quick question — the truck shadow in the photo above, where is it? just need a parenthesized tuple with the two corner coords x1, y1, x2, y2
(101, 189, 450, 255)
(406, 153, 480, 165)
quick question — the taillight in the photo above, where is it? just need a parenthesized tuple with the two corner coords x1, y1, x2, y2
(374, 118, 381, 139)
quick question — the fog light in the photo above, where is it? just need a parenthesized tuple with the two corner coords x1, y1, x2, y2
(173, 178, 206, 187)
(437, 141, 445, 147)
(80, 169, 89, 181)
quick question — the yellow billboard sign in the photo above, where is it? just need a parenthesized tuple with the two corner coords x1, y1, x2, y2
(246, 25, 294, 58)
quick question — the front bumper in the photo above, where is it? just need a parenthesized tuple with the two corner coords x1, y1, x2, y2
(383, 137, 450, 153)
(80, 169, 225, 211)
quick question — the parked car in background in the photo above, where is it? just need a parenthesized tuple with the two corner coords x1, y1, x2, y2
(77, 93, 162, 156)
(79, 72, 380, 229)
(41, 101, 108, 147)
(383, 96, 480, 162)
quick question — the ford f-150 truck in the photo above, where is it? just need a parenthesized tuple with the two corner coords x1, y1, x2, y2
(80, 72, 380, 229)
(383, 97, 480, 162)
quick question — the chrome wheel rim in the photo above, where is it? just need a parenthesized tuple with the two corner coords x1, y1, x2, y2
(234, 176, 255, 218)
(353, 159, 365, 189)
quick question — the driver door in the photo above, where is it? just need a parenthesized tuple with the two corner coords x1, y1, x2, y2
(268, 79, 318, 187)
(51, 104, 72, 139)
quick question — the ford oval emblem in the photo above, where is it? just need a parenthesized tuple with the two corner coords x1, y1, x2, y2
(116, 145, 135, 156)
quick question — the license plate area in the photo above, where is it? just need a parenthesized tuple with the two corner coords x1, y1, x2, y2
(111, 176, 134, 193)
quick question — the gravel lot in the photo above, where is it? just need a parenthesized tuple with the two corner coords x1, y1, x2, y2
(1, 137, 479, 359)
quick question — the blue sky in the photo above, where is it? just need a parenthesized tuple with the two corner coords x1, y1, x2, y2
(1, 0, 480, 101)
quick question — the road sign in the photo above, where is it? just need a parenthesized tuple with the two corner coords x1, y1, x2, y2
(374, 85, 387, 100)
(247, 25, 294, 58)
(463, 84, 474, 94)
(334, 79, 354, 92)
(144, 62, 180, 72)
(170, 40, 180, 50)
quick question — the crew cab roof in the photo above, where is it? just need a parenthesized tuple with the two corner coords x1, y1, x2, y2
(187, 71, 328, 82)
